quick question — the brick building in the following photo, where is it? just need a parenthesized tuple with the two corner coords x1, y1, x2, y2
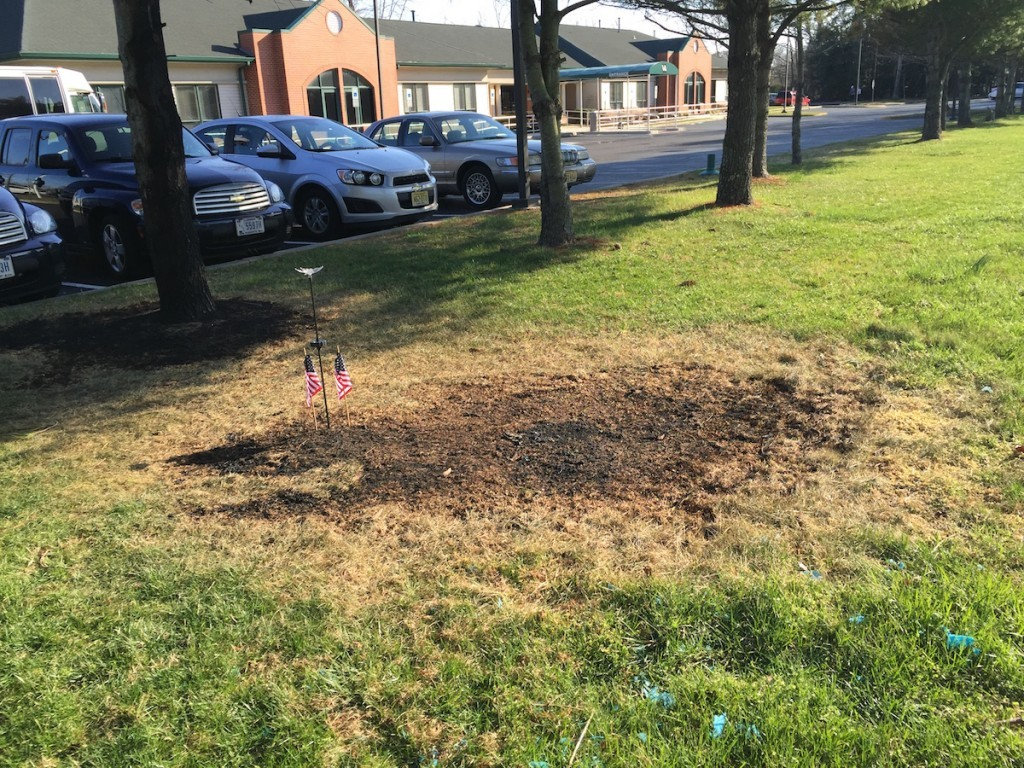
(0, 0, 714, 127)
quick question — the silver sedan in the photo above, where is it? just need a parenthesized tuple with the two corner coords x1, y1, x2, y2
(195, 116, 437, 240)
(365, 111, 597, 210)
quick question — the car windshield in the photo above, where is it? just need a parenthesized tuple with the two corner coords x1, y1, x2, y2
(74, 123, 212, 162)
(271, 117, 378, 152)
(433, 114, 515, 143)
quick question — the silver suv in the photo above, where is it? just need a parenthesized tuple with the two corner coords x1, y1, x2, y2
(195, 116, 437, 240)
(365, 112, 597, 210)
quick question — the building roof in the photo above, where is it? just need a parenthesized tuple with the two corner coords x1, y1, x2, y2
(374, 18, 673, 70)
(0, 0, 324, 63)
(560, 61, 679, 81)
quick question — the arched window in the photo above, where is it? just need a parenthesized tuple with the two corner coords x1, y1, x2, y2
(342, 70, 376, 126)
(684, 72, 706, 105)
(307, 70, 341, 122)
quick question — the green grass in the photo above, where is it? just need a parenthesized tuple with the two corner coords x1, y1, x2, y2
(2, 118, 1024, 766)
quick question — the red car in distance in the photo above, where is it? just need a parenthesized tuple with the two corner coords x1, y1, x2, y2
(770, 91, 811, 107)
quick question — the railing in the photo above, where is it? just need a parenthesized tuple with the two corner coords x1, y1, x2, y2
(564, 103, 728, 132)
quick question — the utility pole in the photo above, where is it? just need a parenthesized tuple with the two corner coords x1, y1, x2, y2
(509, 0, 530, 208)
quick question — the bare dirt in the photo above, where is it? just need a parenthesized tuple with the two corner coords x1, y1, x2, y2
(171, 362, 870, 528)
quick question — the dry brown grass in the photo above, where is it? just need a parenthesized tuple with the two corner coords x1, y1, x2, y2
(2, 308, 1006, 618)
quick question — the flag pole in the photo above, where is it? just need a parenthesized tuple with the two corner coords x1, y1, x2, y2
(338, 345, 352, 427)
(297, 267, 331, 430)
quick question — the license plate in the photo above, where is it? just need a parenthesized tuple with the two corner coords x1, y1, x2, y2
(565, 170, 578, 184)
(235, 216, 265, 237)
(0, 255, 13, 281)
(411, 190, 430, 207)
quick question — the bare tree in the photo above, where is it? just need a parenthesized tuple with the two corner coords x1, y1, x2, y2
(515, 0, 603, 246)
(349, 0, 410, 19)
(112, 0, 215, 321)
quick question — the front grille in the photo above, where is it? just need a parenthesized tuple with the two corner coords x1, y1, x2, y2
(561, 149, 579, 164)
(0, 212, 27, 248)
(193, 182, 270, 216)
(393, 172, 431, 187)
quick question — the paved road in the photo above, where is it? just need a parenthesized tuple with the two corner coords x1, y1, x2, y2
(581, 101, 929, 191)
(56, 101, 934, 295)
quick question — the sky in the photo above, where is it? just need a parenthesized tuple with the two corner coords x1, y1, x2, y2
(392, 1, 674, 38)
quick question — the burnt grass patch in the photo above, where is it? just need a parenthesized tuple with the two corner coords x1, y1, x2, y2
(173, 363, 871, 523)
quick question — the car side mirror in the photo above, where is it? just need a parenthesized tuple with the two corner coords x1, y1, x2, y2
(419, 134, 438, 147)
(38, 153, 70, 170)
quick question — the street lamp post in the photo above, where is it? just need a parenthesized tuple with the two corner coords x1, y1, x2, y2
(509, 0, 530, 207)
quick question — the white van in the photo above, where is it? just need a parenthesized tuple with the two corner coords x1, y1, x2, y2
(0, 66, 103, 120)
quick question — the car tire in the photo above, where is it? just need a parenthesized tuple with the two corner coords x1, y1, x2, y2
(97, 214, 142, 279)
(297, 188, 341, 241)
(460, 165, 502, 210)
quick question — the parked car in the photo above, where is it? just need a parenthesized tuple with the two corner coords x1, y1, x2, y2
(0, 114, 291, 278)
(988, 82, 1024, 99)
(364, 111, 597, 210)
(0, 184, 64, 304)
(769, 91, 811, 107)
(194, 115, 437, 241)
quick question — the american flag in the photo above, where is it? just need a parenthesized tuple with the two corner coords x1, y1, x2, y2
(334, 352, 353, 400)
(304, 354, 323, 407)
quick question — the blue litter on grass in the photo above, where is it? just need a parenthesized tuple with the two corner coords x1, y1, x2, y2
(981, 385, 993, 394)
(637, 732, 648, 744)
(849, 614, 866, 624)
(946, 630, 982, 654)
(528, 762, 551, 768)
(711, 714, 727, 738)
(886, 559, 906, 571)
(644, 685, 676, 708)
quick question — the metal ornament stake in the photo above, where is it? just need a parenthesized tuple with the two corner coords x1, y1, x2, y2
(296, 266, 331, 429)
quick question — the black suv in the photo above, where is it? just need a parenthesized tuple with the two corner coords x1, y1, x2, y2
(0, 114, 291, 278)
(0, 184, 64, 303)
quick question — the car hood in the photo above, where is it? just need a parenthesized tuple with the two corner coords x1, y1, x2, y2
(86, 156, 267, 190)
(316, 146, 427, 173)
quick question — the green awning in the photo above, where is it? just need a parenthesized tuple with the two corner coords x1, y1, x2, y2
(559, 61, 678, 81)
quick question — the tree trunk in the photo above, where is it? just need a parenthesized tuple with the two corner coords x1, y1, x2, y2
(517, 0, 573, 246)
(892, 54, 903, 100)
(792, 19, 804, 165)
(957, 62, 972, 127)
(716, 0, 764, 207)
(751, 7, 774, 178)
(112, 0, 215, 321)
(921, 26, 947, 141)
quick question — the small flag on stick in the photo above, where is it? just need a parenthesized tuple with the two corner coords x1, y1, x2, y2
(334, 351, 353, 400)
(304, 354, 323, 407)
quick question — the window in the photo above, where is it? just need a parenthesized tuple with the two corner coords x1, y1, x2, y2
(609, 82, 624, 110)
(453, 84, 476, 111)
(37, 129, 69, 162)
(94, 84, 127, 114)
(1, 127, 32, 165)
(0, 77, 32, 120)
(636, 81, 648, 108)
(684, 73, 706, 105)
(371, 122, 401, 146)
(174, 84, 221, 126)
(342, 70, 376, 125)
(307, 70, 341, 122)
(403, 84, 429, 113)
(230, 124, 276, 155)
(28, 77, 65, 115)
(401, 119, 430, 147)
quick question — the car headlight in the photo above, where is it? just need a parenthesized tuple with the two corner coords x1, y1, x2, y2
(495, 153, 542, 167)
(27, 208, 58, 235)
(338, 169, 384, 186)
(575, 149, 590, 161)
(265, 181, 284, 203)
(130, 198, 144, 216)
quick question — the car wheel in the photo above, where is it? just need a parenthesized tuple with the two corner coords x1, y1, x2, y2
(297, 188, 341, 241)
(460, 165, 502, 210)
(97, 215, 142, 279)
